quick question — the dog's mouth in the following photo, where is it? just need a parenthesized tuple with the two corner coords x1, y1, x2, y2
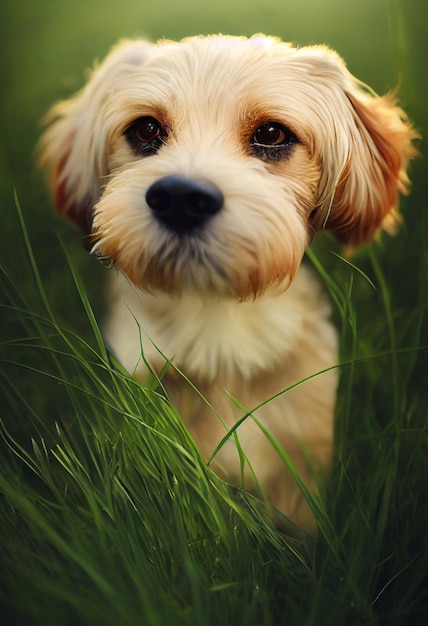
(91, 218, 232, 296)
(147, 230, 230, 291)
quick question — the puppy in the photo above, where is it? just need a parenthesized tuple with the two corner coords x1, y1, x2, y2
(40, 34, 415, 531)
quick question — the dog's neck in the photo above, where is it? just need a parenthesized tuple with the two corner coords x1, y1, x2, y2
(105, 264, 331, 384)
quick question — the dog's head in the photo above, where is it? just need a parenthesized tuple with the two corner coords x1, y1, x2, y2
(40, 35, 416, 299)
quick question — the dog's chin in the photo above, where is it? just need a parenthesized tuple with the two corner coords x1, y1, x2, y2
(93, 225, 299, 300)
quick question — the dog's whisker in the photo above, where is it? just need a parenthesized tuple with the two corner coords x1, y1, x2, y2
(91, 247, 115, 269)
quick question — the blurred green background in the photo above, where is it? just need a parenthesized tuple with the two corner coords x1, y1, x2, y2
(0, 0, 427, 418)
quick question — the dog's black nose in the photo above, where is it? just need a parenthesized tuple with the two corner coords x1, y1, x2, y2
(146, 175, 224, 234)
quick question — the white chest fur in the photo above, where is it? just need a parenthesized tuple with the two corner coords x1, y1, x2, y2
(104, 263, 338, 531)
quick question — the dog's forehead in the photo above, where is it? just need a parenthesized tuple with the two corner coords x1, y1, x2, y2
(144, 36, 298, 95)
(135, 38, 302, 100)
(110, 36, 332, 132)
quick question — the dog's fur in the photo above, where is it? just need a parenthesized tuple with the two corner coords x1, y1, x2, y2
(40, 34, 416, 531)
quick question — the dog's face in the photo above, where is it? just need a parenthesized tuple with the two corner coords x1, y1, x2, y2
(40, 35, 415, 299)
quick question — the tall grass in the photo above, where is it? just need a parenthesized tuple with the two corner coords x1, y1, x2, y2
(1, 196, 427, 625)
(1, 2, 428, 622)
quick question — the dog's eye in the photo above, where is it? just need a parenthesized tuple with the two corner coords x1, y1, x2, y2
(253, 123, 288, 146)
(134, 117, 162, 142)
(251, 122, 298, 161)
(125, 116, 167, 156)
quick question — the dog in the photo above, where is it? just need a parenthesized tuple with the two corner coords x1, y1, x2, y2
(40, 34, 416, 531)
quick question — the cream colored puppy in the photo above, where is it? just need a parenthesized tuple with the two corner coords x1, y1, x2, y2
(40, 34, 415, 531)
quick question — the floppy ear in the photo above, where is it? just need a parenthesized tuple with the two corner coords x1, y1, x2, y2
(39, 40, 152, 234)
(305, 49, 418, 246)
(327, 90, 417, 244)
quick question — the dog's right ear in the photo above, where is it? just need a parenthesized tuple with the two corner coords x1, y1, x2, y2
(39, 40, 152, 234)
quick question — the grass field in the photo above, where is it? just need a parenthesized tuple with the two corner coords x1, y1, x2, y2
(1, 1, 427, 624)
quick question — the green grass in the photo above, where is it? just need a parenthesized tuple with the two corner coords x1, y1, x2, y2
(1, 1, 428, 624)
(1, 193, 427, 625)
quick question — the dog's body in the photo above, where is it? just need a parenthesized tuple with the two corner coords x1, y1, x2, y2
(40, 35, 415, 531)
(107, 263, 337, 528)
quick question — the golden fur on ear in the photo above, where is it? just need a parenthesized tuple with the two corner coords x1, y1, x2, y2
(325, 89, 418, 245)
(39, 92, 106, 234)
(39, 40, 152, 234)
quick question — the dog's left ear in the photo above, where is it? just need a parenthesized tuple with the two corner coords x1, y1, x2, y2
(308, 50, 418, 245)
(39, 40, 152, 234)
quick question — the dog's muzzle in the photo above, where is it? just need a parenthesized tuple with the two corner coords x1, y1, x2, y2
(146, 175, 224, 235)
